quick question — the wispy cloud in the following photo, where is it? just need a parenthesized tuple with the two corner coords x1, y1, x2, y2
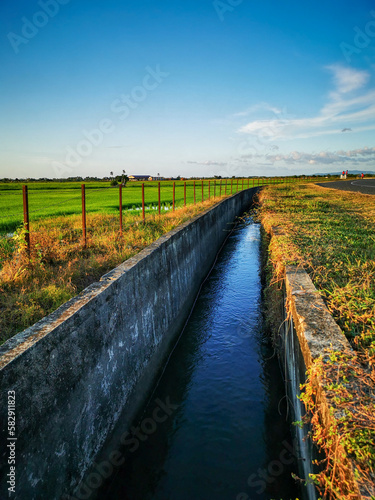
(232, 102, 283, 118)
(238, 146, 375, 165)
(186, 160, 228, 166)
(326, 64, 369, 94)
(238, 65, 375, 140)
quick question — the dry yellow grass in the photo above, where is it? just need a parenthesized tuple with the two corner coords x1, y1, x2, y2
(0, 198, 223, 344)
(258, 182, 375, 354)
(258, 182, 375, 499)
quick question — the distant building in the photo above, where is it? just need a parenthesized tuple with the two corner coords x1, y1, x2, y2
(129, 175, 164, 181)
(128, 175, 152, 181)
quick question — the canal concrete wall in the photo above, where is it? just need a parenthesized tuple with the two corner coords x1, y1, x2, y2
(281, 267, 352, 500)
(0, 188, 257, 500)
(268, 227, 363, 500)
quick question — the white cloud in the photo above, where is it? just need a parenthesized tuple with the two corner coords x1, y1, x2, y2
(186, 160, 228, 166)
(238, 65, 375, 141)
(238, 146, 375, 166)
(326, 65, 370, 94)
(232, 102, 283, 118)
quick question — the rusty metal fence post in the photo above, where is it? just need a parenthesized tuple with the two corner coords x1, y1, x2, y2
(173, 182, 175, 211)
(119, 184, 123, 235)
(142, 183, 145, 222)
(184, 181, 186, 206)
(22, 185, 30, 257)
(158, 182, 161, 215)
(194, 181, 196, 204)
(81, 184, 87, 249)
(201, 180, 204, 202)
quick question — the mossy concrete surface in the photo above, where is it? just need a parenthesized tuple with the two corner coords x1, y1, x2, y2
(269, 225, 363, 498)
(0, 188, 257, 500)
(285, 266, 351, 365)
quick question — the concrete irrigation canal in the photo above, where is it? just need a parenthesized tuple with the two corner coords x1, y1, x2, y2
(90, 218, 301, 500)
(1, 190, 314, 499)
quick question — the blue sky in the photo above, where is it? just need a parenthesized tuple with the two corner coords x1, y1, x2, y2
(1, 0, 375, 178)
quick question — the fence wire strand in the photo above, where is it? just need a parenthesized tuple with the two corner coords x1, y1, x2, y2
(1, 178, 300, 241)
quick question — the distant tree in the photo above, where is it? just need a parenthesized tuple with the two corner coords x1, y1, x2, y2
(109, 170, 115, 185)
(121, 170, 129, 186)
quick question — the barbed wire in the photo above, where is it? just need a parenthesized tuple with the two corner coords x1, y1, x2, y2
(0, 211, 24, 220)
(7, 184, 115, 218)
(0, 180, 258, 229)
(27, 194, 81, 216)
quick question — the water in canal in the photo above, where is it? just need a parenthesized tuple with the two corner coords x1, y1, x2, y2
(95, 217, 301, 500)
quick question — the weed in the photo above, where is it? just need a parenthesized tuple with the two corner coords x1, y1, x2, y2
(299, 350, 375, 499)
(0, 198, 226, 344)
(259, 182, 375, 499)
(258, 183, 375, 354)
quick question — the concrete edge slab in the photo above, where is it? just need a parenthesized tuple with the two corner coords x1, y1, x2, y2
(0, 196, 236, 370)
(0, 188, 258, 499)
(285, 265, 351, 365)
(269, 226, 363, 499)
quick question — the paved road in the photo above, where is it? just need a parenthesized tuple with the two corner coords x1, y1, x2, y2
(316, 178, 375, 195)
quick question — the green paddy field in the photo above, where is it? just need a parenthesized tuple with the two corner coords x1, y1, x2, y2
(0, 179, 262, 234)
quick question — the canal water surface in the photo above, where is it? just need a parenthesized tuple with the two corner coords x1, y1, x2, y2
(94, 218, 301, 500)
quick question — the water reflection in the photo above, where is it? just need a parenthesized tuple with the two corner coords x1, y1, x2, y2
(94, 219, 300, 500)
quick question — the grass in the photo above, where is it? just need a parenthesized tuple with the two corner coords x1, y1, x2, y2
(0, 177, 296, 343)
(258, 182, 375, 354)
(0, 196, 231, 345)
(0, 179, 262, 234)
(300, 350, 375, 499)
(258, 182, 375, 499)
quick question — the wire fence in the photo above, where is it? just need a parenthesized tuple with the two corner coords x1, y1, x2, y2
(1, 177, 305, 255)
